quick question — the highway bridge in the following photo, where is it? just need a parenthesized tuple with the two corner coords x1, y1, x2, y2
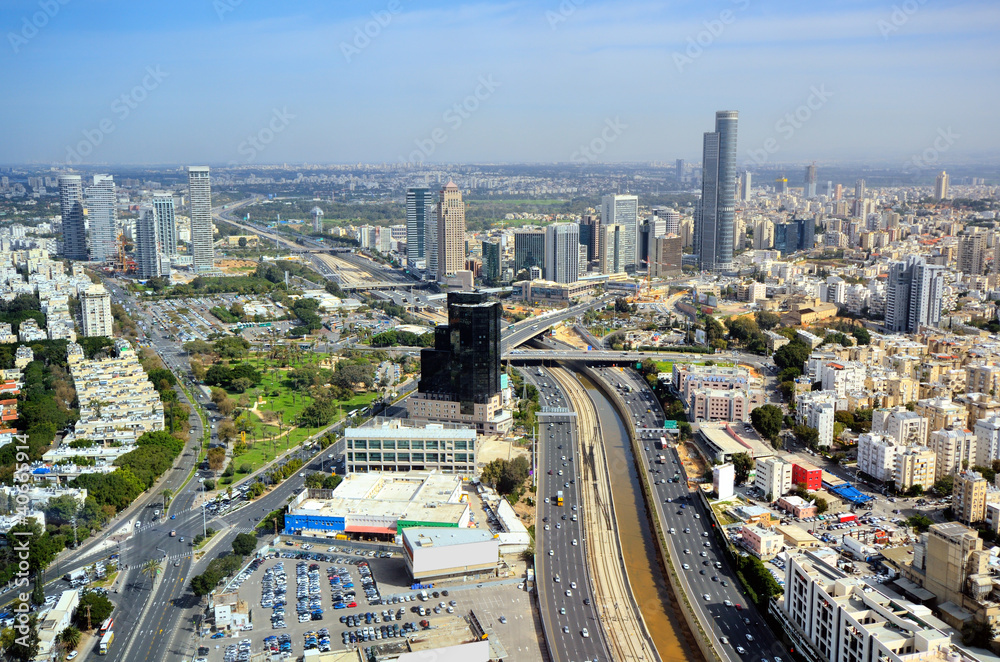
(504, 348, 712, 364)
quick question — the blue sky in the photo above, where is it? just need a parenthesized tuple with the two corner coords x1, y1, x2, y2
(2, 0, 999, 166)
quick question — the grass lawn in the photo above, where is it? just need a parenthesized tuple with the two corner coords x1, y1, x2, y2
(655, 361, 674, 373)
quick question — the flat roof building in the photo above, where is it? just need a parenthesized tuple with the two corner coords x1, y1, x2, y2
(401, 527, 499, 581)
(341, 420, 476, 475)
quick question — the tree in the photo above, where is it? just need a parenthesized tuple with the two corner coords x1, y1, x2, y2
(161, 488, 173, 509)
(73, 593, 114, 630)
(777, 367, 801, 383)
(731, 453, 754, 484)
(773, 340, 810, 372)
(217, 397, 237, 417)
(754, 310, 780, 331)
(962, 619, 995, 648)
(238, 236, 248, 248)
(207, 447, 227, 475)
(31, 574, 44, 606)
(217, 419, 238, 444)
(140, 558, 162, 589)
(210, 387, 228, 405)
(232, 532, 257, 556)
(907, 514, 934, 532)
(851, 326, 871, 346)
(58, 625, 81, 651)
(934, 475, 954, 496)
(6, 612, 39, 661)
(750, 405, 783, 440)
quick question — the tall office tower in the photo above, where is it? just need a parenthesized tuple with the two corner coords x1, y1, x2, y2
(152, 193, 178, 256)
(544, 223, 580, 284)
(59, 175, 88, 261)
(600, 224, 625, 274)
(418, 291, 501, 408)
(513, 229, 545, 276)
(86, 174, 117, 263)
(80, 284, 114, 337)
(855, 178, 866, 200)
(187, 166, 214, 272)
(835, 183, 843, 201)
(311, 207, 324, 233)
(406, 187, 434, 263)
(650, 235, 683, 277)
(935, 171, 950, 200)
(601, 194, 639, 271)
(885, 255, 945, 333)
(773, 218, 816, 256)
(482, 240, 501, 284)
(676, 159, 685, 182)
(435, 182, 465, 281)
(580, 214, 601, 262)
(958, 233, 984, 275)
(740, 170, 752, 202)
(804, 164, 817, 198)
(655, 208, 681, 236)
(639, 217, 666, 265)
(135, 207, 163, 279)
(775, 177, 789, 195)
(695, 110, 738, 273)
(753, 219, 774, 249)
(424, 205, 438, 277)
(825, 181, 834, 198)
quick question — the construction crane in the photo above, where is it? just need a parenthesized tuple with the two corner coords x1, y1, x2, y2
(113, 233, 136, 275)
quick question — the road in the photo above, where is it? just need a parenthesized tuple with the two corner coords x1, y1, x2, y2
(599, 366, 779, 662)
(529, 369, 611, 662)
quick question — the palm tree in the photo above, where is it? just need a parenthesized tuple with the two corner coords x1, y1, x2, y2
(58, 625, 81, 651)
(140, 558, 162, 590)
(161, 488, 173, 510)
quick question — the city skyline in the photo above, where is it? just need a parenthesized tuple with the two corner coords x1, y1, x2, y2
(2, 1, 998, 166)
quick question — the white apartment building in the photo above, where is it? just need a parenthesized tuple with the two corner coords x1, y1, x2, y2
(80, 284, 113, 337)
(755, 456, 793, 501)
(776, 551, 967, 662)
(928, 427, 976, 478)
(871, 407, 929, 446)
(856, 433, 897, 483)
(974, 415, 1000, 467)
(795, 390, 838, 447)
(819, 361, 866, 398)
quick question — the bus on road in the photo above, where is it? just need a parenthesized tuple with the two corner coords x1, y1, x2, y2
(99, 617, 113, 635)
(98, 630, 114, 655)
(556, 490, 564, 506)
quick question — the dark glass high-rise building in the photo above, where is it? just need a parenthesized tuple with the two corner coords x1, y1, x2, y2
(579, 214, 600, 263)
(482, 239, 501, 284)
(59, 175, 88, 261)
(695, 110, 738, 273)
(419, 292, 501, 414)
(406, 187, 434, 263)
(513, 230, 545, 276)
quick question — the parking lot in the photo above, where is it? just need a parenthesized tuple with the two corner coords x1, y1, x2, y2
(195, 543, 542, 662)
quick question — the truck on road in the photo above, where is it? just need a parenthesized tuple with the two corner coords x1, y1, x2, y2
(63, 570, 85, 583)
(658, 455, 667, 464)
(556, 490, 564, 506)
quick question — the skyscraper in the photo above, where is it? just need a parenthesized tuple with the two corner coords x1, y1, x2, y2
(740, 171, 752, 202)
(544, 223, 580, 284)
(958, 233, 984, 275)
(436, 182, 465, 281)
(86, 174, 117, 263)
(885, 255, 945, 333)
(406, 187, 434, 263)
(188, 166, 214, 272)
(513, 230, 545, 276)
(676, 159, 685, 182)
(580, 214, 601, 263)
(655, 207, 681, 236)
(80, 284, 114, 337)
(482, 240, 501, 285)
(59, 175, 87, 261)
(804, 164, 817, 198)
(601, 194, 639, 272)
(935, 171, 950, 200)
(695, 110, 738, 273)
(600, 224, 625, 275)
(135, 206, 163, 279)
(152, 192, 177, 256)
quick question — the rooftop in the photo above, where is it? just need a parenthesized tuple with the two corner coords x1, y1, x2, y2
(402, 527, 495, 548)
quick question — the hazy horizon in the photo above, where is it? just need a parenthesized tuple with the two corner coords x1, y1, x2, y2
(3, 0, 999, 168)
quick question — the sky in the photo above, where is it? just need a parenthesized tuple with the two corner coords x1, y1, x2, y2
(2, 0, 999, 167)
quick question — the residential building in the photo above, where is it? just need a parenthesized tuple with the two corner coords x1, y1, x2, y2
(135, 206, 164, 279)
(776, 495, 818, 519)
(151, 192, 177, 256)
(436, 182, 466, 281)
(894, 446, 936, 492)
(188, 166, 214, 272)
(871, 407, 930, 446)
(85, 174, 117, 263)
(957, 233, 984, 276)
(513, 230, 545, 276)
(740, 524, 782, 560)
(795, 391, 838, 447)
(59, 175, 87, 261)
(688, 388, 761, 423)
(974, 415, 1000, 467)
(778, 551, 960, 662)
(915, 397, 966, 439)
(954, 470, 989, 524)
(695, 110, 738, 273)
(544, 223, 579, 284)
(884, 255, 945, 333)
(340, 419, 476, 474)
(405, 187, 433, 264)
(601, 194, 639, 271)
(792, 462, 822, 491)
(927, 427, 976, 478)
(819, 361, 865, 397)
(80, 284, 114, 337)
(934, 170, 949, 200)
(755, 456, 793, 501)
(965, 363, 1000, 396)
(856, 433, 897, 483)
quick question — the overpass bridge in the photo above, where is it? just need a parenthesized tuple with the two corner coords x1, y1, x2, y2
(503, 348, 710, 364)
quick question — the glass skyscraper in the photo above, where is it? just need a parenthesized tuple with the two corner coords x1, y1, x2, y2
(152, 192, 177, 256)
(188, 166, 214, 272)
(406, 187, 433, 263)
(59, 175, 88, 261)
(696, 110, 738, 273)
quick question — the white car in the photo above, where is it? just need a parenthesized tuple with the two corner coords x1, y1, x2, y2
(703, 593, 710, 601)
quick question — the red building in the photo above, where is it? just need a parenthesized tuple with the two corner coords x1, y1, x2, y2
(792, 462, 821, 492)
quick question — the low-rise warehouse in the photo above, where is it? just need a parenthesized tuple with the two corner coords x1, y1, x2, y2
(402, 527, 499, 581)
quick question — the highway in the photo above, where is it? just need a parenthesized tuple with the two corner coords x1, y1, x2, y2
(529, 369, 611, 662)
(500, 296, 615, 355)
(597, 366, 782, 662)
